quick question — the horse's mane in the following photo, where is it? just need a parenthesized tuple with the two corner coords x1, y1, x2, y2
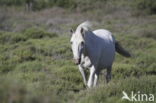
(76, 21, 92, 33)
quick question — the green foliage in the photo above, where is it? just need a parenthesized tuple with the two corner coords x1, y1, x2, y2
(0, 0, 24, 6)
(15, 61, 44, 72)
(23, 27, 57, 39)
(0, 0, 156, 15)
(134, 0, 156, 14)
(76, 76, 156, 103)
(30, 0, 77, 10)
(0, 28, 57, 44)
(0, 0, 77, 10)
(113, 63, 141, 79)
(0, 29, 155, 102)
(0, 6, 155, 101)
(0, 32, 26, 44)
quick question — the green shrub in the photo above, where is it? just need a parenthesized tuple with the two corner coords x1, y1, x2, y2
(0, 0, 77, 10)
(32, 0, 48, 10)
(0, 0, 24, 6)
(77, 76, 156, 103)
(26, 36, 71, 60)
(0, 32, 26, 44)
(0, 0, 156, 15)
(0, 28, 57, 44)
(23, 27, 57, 39)
(12, 45, 36, 62)
(138, 27, 156, 39)
(15, 61, 44, 72)
(34, 0, 77, 10)
(0, 76, 59, 103)
(134, 0, 156, 14)
(0, 28, 155, 103)
(56, 65, 83, 90)
(136, 53, 156, 74)
(113, 63, 142, 79)
(54, 0, 76, 9)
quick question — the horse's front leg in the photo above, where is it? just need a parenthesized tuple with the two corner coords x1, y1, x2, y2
(87, 66, 96, 88)
(78, 65, 87, 86)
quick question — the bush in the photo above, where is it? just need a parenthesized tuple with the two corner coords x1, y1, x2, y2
(113, 63, 141, 78)
(77, 76, 156, 103)
(54, 0, 77, 9)
(0, 29, 155, 102)
(23, 27, 57, 39)
(0, 0, 24, 6)
(15, 61, 45, 72)
(134, 0, 156, 14)
(0, 32, 26, 44)
(0, 28, 57, 44)
(12, 45, 36, 62)
(0, 0, 156, 15)
(0, 0, 77, 10)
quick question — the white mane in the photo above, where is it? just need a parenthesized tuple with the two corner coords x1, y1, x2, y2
(75, 21, 92, 33)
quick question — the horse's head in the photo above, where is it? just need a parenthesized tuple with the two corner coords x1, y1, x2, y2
(70, 28, 85, 65)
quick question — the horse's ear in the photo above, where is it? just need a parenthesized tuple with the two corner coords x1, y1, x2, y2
(80, 28, 85, 38)
(70, 29, 74, 34)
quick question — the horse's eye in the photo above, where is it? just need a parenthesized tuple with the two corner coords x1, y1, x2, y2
(70, 42, 73, 44)
(81, 42, 84, 46)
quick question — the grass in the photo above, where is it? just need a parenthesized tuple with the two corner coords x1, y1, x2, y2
(75, 75, 156, 103)
(0, 27, 155, 103)
(1, 0, 156, 14)
(0, 0, 156, 102)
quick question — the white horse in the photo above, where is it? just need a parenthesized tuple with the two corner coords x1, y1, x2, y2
(70, 21, 131, 88)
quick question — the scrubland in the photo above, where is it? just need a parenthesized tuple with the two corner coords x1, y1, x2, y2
(0, 0, 156, 103)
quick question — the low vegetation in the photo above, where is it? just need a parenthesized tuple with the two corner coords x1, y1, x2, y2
(0, 0, 155, 103)
(0, 0, 156, 14)
(0, 27, 155, 103)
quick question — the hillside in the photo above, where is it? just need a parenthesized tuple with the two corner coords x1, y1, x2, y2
(0, 0, 156, 103)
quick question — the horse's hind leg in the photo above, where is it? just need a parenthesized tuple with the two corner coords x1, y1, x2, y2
(93, 70, 100, 87)
(106, 66, 112, 83)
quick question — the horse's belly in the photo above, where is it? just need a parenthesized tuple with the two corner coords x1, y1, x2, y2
(99, 46, 115, 68)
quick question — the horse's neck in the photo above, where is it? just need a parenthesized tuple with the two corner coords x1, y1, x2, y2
(84, 31, 96, 56)
(85, 31, 93, 43)
(86, 31, 97, 46)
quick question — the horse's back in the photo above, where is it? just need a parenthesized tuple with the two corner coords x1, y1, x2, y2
(93, 29, 114, 42)
(93, 29, 115, 68)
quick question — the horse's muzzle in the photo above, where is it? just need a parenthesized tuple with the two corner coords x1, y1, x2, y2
(73, 58, 81, 65)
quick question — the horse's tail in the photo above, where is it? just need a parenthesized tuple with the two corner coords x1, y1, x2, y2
(115, 41, 131, 57)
